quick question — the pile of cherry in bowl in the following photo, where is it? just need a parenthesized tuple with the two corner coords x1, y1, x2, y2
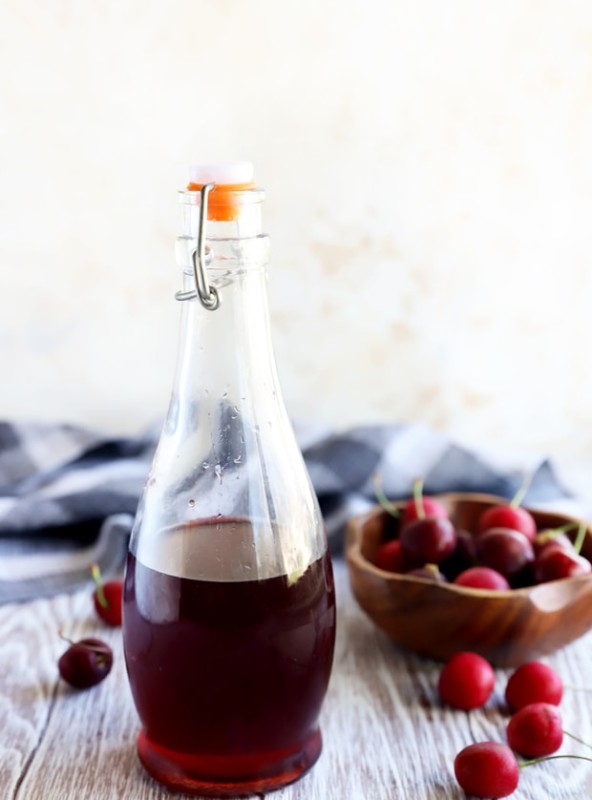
(373, 483, 591, 589)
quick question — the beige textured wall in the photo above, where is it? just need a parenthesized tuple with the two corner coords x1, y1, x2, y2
(1, 1, 592, 457)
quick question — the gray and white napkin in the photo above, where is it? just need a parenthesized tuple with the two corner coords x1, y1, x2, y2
(0, 420, 573, 604)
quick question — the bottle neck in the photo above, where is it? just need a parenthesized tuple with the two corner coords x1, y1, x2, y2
(170, 201, 278, 434)
(173, 258, 276, 416)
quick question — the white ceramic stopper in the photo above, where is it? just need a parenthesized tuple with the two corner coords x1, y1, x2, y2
(189, 161, 254, 185)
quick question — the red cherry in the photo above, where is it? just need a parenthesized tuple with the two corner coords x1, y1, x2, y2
(401, 495, 448, 526)
(507, 702, 563, 757)
(438, 651, 495, 710)
(400, 517, 457, 565)
(477, 505, 536, 543)
(533, 530, 574, 557)
(399, 477, 449, 527)
(454, 566, 510, 591)
(374, 540, 407, 573)
(91, 564, 123, 626)
(58, 637, 113, 689)
(454, 742, 519, 798)
(505, 661, 563, 711)
(534, 547, 591, 583)
(476, 527, 534, 578)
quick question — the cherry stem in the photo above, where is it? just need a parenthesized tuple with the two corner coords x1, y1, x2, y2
(510, 472, 532, 508)
(413, 477, 425, 520)
(519, 754, 592, 768)
(372, 473, 400, 518)
(58, 629, 74, 646)
(536, 522, 579, 546)
(563, 730, 592, 750)
(573, 522, 587, 556)
(554, 521, 580, 533)
(91, 563, 109, 609)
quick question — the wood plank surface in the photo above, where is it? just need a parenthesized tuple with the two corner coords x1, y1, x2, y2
(1, 559, 591, 799)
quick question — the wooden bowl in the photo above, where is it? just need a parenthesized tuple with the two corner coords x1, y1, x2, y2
(345, 493, 592, 667)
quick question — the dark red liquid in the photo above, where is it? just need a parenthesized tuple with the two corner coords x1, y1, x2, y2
(123, 541, 336, 797)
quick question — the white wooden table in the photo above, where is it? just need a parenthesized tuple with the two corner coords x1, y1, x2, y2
(2, 558, 592, 799)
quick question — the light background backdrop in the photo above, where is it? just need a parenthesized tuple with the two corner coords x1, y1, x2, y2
(1, 0, 592, 461)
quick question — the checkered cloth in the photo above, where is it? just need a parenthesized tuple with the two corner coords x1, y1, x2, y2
(0, 420, 573, 604)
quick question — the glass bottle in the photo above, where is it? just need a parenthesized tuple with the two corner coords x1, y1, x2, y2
(122, 162, 336, 798)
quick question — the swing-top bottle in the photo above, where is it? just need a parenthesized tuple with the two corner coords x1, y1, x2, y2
(122, 162, 336, 797)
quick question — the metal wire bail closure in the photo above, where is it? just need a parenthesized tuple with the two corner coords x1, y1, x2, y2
(175, 183, 220, 310)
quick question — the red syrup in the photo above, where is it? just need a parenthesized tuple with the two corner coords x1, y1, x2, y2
(122, 528, 336, 797)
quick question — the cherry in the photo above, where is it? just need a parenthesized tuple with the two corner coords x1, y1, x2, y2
(534, 547, 591, 583)
(455, 740, 592, 797)
(533, 530, 574, 557)
(477, 479, 536, 543)
(478, 504, 537, 543)
(454, 742, 519, 798)
(454, 566, 510, 591)
(398, 477, 448, 527)
(372, 473, 448, 533)
(476, 527, 534, 578)
(507, 702, 563, 757)
(91, 564, 123, 626)
(400, 517, 457, 565)
(505, 661, 563, 711)
(58, 637, 113, 689)
(401, 496, 448, 526)
(374, 540, 407, 573)
(438, 651, 495, 710)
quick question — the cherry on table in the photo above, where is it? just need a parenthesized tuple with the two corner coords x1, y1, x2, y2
(91, 563, 123, 627)
(507, 702, 563, 757)
(505, 661, 563, 711)
(438, 651, 495, 710)
(58, 637, 113, 689)
(454, 741, 519, 798)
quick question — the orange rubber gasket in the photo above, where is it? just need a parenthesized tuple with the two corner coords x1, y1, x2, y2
(186, 181, 257, 221)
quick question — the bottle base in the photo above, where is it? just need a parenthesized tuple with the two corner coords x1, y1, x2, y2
(136, 728, 323, 797)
